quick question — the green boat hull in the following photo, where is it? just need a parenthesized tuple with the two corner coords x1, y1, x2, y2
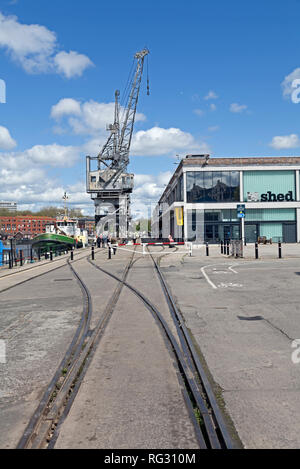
(31, 233, 76, 251)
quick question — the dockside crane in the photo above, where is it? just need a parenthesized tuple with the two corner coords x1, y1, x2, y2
(86, 48, 150, 238)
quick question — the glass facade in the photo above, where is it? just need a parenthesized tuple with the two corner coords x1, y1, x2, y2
(166, 174, 184, 205)
(204, 209, 238, 222)
(186, 171, 240, 203)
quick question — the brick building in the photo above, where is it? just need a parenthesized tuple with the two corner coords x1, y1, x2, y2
(0, 216, 56, 238)
(77, 217, 95, 236)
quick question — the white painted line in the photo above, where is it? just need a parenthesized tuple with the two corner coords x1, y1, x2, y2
(201, 265, 218, 289)
(115, 245, 191, 256)
(217, 282, 243, 288)
(228, 265, 238, 274)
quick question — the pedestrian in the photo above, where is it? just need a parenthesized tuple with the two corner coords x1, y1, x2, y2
(96, 236, 101, 248)
(168, 234, 174, 248)
(103, 233, 107, 247)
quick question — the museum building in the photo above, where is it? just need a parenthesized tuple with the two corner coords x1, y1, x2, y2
(153, 155, 300, 243)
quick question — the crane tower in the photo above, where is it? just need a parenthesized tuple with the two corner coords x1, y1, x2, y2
(86, 48, 149, 238)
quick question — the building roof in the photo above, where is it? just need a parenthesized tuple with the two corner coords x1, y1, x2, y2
(183, 155, 300, 166)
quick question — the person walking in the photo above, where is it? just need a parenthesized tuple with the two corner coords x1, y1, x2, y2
(168, 234, 174, 248)
(103, 232, 107, 247)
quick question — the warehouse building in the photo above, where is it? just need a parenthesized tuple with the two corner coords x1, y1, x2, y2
(0, 201, 17, 212)
(153, 155, 300, 243)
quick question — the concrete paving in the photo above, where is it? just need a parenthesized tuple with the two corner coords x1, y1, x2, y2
(55, 278, 200, 449)
(0, 265, 83, 448)
(190, 241, 300, 259)
(3, 242, 300, 449)
(159, 247, 300, 448)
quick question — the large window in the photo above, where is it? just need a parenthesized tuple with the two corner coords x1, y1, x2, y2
(186, 171, 240, 203)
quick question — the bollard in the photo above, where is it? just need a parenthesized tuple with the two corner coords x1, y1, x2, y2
(206, 242, 209, 256)
(220, 240, 223, 254)
(45, 252, 48, 260)
(113, 246, 117, 255)
(226, 240, 230, 256)
(91, 246, 95, 260)
(50, 249, 53, 261)
(278, 242, 282, 259)
(30, 247, 33, 263)
(255, 242, 259, 259)
(20, 250, 23, 267)
(189, 243, 193, 257)
(71, 251, 74, 261)
(9, 251, 12, 269)
(108, 246, 111, 259)
(38, 248, 41, 261)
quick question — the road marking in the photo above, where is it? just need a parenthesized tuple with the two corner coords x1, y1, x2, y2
(200, 265, 218, 289)
(218, 282, 243, 288)
(228, 265, 238, 274)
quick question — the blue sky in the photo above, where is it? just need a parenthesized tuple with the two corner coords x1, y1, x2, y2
(1, 0, 300, 216)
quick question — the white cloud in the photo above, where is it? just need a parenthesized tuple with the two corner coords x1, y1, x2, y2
(24, 143, 80, 167)
(51, 98, 146, 137)
(0, 12, 93, 77)
(208, 125, 219, 132)
(204, 90, 218, 100)
(0, 141, 92, 213)
(0, 167, 44, 186)
(51, 98, 81, 119)
(210, 103, 217, 111)
(131, 126, 210, 156)
(281, 68, 300, 98)
(193, 108, 204, 116)
(230, 102, 248, 113)
(131, 171, 173, 218)
(53, 51, 94, 79)
(0, 125, 17, 149)
(269, 134, 300, 150)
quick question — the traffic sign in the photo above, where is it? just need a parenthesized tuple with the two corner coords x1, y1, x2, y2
(237, 204, 246, 219)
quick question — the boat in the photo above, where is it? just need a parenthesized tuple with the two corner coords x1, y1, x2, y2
(31, 217, 88, 253)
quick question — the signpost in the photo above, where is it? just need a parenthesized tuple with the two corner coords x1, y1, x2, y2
(237, 204, 246, 244)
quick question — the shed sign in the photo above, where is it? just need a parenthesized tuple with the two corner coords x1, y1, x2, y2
(247, 191, 294, 202)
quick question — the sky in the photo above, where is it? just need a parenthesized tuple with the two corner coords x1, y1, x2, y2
(1, 0, 300, 217)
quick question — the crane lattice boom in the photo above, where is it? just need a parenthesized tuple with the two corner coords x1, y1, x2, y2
(86, 48, 149, 238)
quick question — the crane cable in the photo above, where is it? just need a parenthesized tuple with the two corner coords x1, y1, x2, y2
(120, 58, 136, 125)
(147, 53, 150, 96)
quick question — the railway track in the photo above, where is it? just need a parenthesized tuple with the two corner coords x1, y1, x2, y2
(85, 246, 235, 449)
(16, 246, 135, 449)
(14, 244, 235, 449)
(147, 247, 234, 449)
